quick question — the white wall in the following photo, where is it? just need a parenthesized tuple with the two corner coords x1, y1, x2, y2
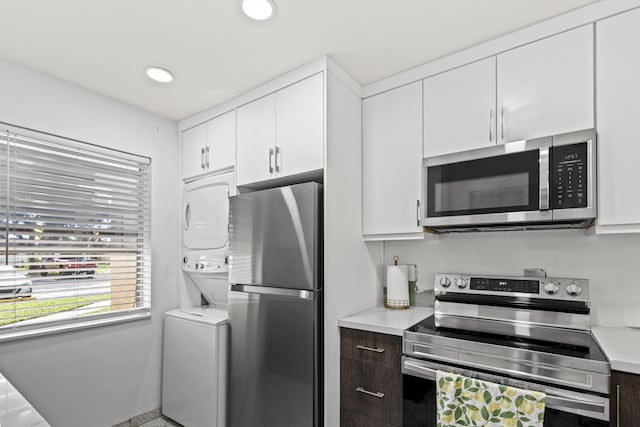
(324, 70, 383, 427)
(0, 60, 179, 427)
(385, 230, 640, 326)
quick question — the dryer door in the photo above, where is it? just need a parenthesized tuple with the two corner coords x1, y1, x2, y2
(183, 174, 232, 250)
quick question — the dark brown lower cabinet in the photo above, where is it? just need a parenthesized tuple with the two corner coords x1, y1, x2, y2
(340, 328, 402, 427)
(610, 370, 640, 427)
(341, 408, 395, 427)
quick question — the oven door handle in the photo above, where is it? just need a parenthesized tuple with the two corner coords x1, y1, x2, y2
(402, 359, 607, 415)
(545, 394, 606, 414)
(403, 360, 437, 380)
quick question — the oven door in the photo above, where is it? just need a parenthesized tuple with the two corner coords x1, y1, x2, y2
(423, 138, 551, 227)
(402, 357, 609, 427)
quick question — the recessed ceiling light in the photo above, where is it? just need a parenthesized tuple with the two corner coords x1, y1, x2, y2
(146, 67, 174, 83)
(242, 0, 276, 21)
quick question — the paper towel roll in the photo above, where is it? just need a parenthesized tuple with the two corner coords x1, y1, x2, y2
(386, 265, 409, 309)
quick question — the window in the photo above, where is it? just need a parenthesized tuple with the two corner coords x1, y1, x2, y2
(0, 126, 151, 341)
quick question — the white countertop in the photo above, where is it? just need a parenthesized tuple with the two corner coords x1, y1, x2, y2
(592, 326, 640, 375)
(338, 306, 433, 336)
(0, 372, 49, 427)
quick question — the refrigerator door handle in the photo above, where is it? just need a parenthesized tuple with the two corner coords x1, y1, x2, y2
(230, 284, 318, 300)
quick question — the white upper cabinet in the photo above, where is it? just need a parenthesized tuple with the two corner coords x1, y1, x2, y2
(182, 110, 236, 180)
(182, 123, 207, 179)
(236, 94, 276, 186)
(363, 81, 423, 239)
(596, 9, 640, 233)
(497, 25, 594, 142)
(424, 57, 497, 157)
(205, 110, 236, 172)
(236, 73, 324, 186)
(275, 72, 324, 177)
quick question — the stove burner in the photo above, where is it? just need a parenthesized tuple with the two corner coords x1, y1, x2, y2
(437, 325, 586, 353)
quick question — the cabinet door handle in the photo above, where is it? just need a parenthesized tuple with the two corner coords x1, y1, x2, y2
(268, 148, 274, 174)
(617, 384, 620, 427)
(356, 344, 385, 353)
(201, 147, 206, 170)
(275, 146, 281, 173)
(501, 107, 505, 141)
(489, 109, 493, 142)
(416, 199, 421, 227)
(356, 387, 384, 398)
(205, 146, 210, 169)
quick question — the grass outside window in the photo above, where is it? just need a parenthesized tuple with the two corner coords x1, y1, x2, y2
(0, 294, 111, 327)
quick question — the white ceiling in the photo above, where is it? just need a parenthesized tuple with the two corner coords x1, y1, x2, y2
(0, 0, 597, 121)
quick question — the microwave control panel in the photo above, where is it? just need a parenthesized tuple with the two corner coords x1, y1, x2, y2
(551, 142, 587, 209)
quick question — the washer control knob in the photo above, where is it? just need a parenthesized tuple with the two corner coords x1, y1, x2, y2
(566, 283, 583, 296)
(182, 256, 188, 264)
(439, 276, 452, 288)
(543, 282, 560, 295)
(455, 277, 467, 289)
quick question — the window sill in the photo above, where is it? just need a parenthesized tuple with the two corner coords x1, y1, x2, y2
(0, 310, 151, 343)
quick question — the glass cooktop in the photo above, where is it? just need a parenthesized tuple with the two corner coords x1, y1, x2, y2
(407, 315, 608, 363)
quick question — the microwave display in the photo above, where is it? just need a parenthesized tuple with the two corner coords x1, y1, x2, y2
(551, 143, 587, 209)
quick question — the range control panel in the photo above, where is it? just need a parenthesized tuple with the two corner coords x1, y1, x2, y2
(434, 273, 590, 302)
(551, 142, 588, 209)
(470, 277, 539, 294)
(182, 254, 228, 274)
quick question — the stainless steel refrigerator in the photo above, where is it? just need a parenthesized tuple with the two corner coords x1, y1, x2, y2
(228, 182, 322, 427)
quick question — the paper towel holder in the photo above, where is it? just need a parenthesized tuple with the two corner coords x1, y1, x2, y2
(385, 255, 410, 310)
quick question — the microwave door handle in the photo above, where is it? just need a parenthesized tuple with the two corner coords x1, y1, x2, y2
(539, 147, 550, 211)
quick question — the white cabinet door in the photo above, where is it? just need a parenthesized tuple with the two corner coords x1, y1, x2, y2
(206, 110, 236, 172)
(182, 124, 207, 179)
(275, 72, 324, 178)
(363, 81, 423, 238)
(497, 25, 594, 142)
(424, 57, 496, 157)
(596, 9, 640, 232)
(236, 94, 276, 186)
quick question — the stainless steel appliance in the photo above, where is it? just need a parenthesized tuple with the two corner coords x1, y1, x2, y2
(403, 273, 610, 426)
(228, 182, 322, 427)
(422, 128, 596, 232)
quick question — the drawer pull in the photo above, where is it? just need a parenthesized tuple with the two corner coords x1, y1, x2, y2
(356, 344, 385, 353)
(356, 387, 384, 398)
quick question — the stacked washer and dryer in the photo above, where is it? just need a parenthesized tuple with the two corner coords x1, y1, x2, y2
(162, 172, 235, 427)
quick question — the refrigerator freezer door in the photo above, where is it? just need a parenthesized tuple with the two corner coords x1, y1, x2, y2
(229, 182, 320, 290)
(229, 287, 320, 427)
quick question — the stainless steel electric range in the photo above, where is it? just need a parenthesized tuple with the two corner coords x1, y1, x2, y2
(402, 273, 610, 427)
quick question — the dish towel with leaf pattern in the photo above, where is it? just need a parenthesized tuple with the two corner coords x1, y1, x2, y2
(436, 370, 546, 427)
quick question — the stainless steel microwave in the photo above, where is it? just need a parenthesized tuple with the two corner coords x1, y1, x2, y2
(422, 129, 596, 232)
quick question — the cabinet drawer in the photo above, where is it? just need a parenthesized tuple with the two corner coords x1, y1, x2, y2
(340, 357, 401, 425)
(341, 408, 395, 427)
(341, 328, 402, 368)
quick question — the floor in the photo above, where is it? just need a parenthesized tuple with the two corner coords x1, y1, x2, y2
(138, 416, 181, 427)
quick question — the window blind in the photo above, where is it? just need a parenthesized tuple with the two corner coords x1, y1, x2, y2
(0, 127, 151, 340)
